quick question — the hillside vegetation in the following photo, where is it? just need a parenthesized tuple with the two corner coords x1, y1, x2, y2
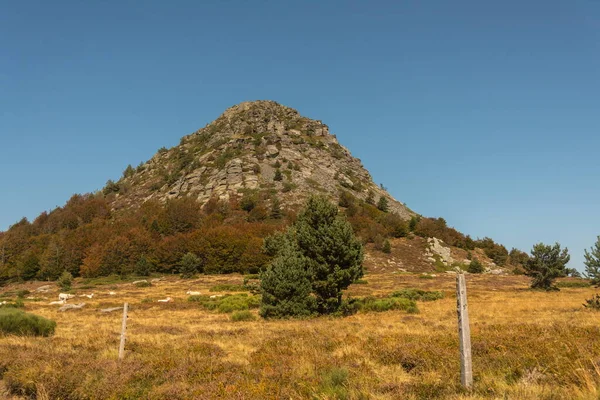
(0, 101, 526, 283)
(0, 191, 523, 284)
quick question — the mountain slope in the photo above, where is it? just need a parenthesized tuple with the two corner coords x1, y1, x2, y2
(108, 100, 412, 219)
(0, 100, 522, 283)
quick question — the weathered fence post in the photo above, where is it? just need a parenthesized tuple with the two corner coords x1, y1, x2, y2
(456, 273, 473, 389)
(118, 302, 129, 360)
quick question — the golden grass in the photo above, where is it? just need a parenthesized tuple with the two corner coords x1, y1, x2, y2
(1, 273, 600, 399)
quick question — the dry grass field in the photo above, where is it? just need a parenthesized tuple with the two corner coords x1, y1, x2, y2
(1, 272, 600, 399)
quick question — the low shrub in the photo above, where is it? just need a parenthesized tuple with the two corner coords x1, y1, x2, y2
(135, 281, 152, 288)
(230, 310, 256, 322)
(557, 280, 592, 288)
(210, 284, 247, 292)
(584, 294, 600, 310)
(467, 258, 485, 274)
(58, 271, 73, 291)
(359, 297, 419, 313)
(188, 294, 260, 313)
(0, 308, 56, 336)
(318, 367, 349, 399)
(217, 295, 260, 313)
(0, 299, 25, 309)
(390, 288, 444, 301)
(16, 290, 30, 298)
(242, 276, 260, 294)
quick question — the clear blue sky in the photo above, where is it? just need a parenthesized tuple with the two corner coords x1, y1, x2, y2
(1, 1, 599, 271)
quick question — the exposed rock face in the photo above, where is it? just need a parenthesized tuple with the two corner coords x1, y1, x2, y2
(425, 237, 454, 265)
(109, 100, 413, 219)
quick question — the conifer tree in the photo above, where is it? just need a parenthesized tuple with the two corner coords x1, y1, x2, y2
(180, 252, 201, 278)
(377, 196, 389, 212)
(584, 236, 600, 285)
(270, 197, 282, 219)
(259, 242, 316, 318)
(524, 242, 570, 290)
(260, 196, 364, 317)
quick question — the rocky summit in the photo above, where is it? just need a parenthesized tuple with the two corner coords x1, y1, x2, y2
(108, 100, 413, 219)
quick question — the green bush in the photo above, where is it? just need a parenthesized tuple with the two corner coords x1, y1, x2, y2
(390, 288, 444, 302)
(218, 294, 260, 313)
(359, 297, 418, 313)
(209, 284, 247, 292)
(134, 255, 155, 276)
(188, 294, 260, 314)
(58, 270, 73, 291)
(230, 310, 256, 322)
(0, 299, 25, 309)
(180, 252, 202, 279)
(319, 367, 350, 399)
(584, 294, 600, 310)
(135, 281, 152, 288)
(0, 308, 56, 336)
(381, 239, 392, 254)
(467, 258, 485, 274)
(557, 280, 592, 288)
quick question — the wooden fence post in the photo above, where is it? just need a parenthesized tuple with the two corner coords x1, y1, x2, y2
(118, 302, 129, 360)
(456, 273, 473, 389)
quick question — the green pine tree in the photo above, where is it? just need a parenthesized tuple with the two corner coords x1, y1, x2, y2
(135, 255, 154, 276)
(381, 239, 391, 254)
(377, 196, 389, 212)
(365, 190, 375, 205)
(524, 242, 570, 290)
(273, 168, 283, 181)
(467, 258, 484, 274)
(180, 252, 202, 278)
(260, 196, 364, 316)
(259, 243, 316, 318)
(584, 236, 600, 285)
(270, 197, 283, 219)
(58, 270, 73, 291)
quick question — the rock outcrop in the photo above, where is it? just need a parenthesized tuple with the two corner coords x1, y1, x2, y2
(425, 237, 455, 266)
(108, 100, 413, 219)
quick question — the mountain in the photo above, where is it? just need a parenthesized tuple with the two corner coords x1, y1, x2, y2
(107, 100, 412, 219)
(0, 100, 522, 283)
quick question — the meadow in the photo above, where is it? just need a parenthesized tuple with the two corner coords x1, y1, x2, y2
(1, 272, 599, 399)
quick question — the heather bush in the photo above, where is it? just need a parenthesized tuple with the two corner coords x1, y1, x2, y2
(0, 308, 56, 336)
(230, 310, 256, 321)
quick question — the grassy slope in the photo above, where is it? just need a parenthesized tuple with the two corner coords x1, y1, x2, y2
(1, 272, 599, 399)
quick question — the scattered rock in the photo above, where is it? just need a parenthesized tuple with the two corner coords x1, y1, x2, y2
(266, 145, 279, 157)
(157, 297, 173, 303)
(99, 307, 123, 313)
(59, 303, 85, 312)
